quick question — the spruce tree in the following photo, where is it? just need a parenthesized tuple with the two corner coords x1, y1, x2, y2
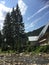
(3, 12, 14, 50)
(3, 4, 27, 52)
(11, 4, 26, 52)
(0, 31, 2, 48)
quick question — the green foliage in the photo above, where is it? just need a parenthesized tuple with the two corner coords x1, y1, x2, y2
(39, 45, 49, 52)
(25, 45, 49, 54)
(2, 4, 27, 52)
(0, 31, 2, 48)
(31, 45, 49, 53)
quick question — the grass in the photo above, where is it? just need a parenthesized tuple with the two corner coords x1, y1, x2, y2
(31, 45, 49, 54)
(0, 45, 49, 55)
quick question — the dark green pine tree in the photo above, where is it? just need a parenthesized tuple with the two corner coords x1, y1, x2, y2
(3, 4, 27, 52)
(0, 31, 2, 48)
(3, 12, 14, 50)
(11, 4, 26, 52)
(10, 7, 18, 50)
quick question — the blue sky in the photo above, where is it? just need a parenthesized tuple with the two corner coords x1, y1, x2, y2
(0, 0, 49, 32)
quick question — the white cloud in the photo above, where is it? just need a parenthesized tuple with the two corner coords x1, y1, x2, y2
(0, 1, 5, 4)
(28, 5, 49, 20)
(0, 1, 12, 14)
(18, 0, 28, 15)
(25, 11, 49, 30)
(0, 1, 12, 30)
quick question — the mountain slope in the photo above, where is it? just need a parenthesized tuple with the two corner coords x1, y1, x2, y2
(26, 26, 45, 36)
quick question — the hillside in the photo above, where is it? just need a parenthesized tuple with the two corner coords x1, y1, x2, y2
(26, 26, 45, 36)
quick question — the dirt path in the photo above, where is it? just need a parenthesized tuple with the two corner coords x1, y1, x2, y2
(0, 53, 49, 65)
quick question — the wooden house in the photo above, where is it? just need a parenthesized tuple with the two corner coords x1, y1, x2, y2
(28, 22, 49, 46)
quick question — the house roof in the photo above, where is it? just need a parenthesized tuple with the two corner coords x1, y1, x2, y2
(46, 26, 49, 33)
(28, 22, 49, 42)
(28, 36, 39, 41)
(39, 22, 49, 39)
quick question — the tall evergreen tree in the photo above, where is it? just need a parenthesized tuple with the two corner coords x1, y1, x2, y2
(10, 4, 26, 51)
(3, 4, 27, 51)
(3, 12, 14, 50)
(0, 31, 2, 48)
